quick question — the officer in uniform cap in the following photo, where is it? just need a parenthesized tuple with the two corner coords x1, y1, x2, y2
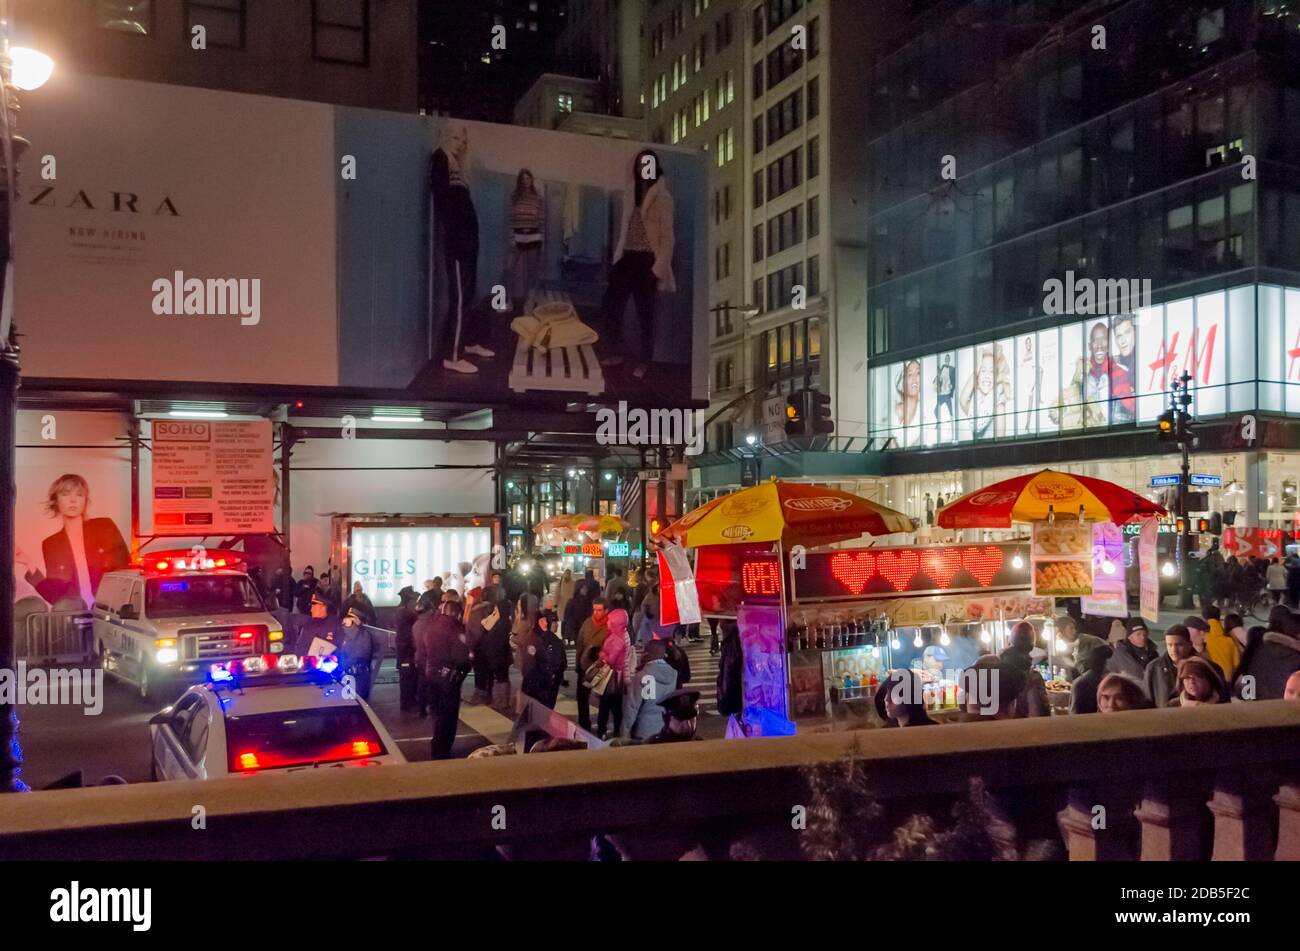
(293, 592, 345, 661)
(644, 687, 702, 743)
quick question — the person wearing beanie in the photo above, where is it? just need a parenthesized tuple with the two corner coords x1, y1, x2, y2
(954, 654, 1028, 721)
(1144, 624, 1195, 708)
(519, 608, 566, 709)
(1107, 618, 1158, 680)
(998, 620, 1050, 717)
(595, 607, 633, 738)
(1173, 655, 1226, 706)
(623, 638, 677, 739)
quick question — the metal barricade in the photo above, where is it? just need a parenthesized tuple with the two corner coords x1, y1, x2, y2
(19, 610, 94, 665)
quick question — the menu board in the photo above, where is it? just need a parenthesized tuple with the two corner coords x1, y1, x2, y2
(1031, 521, 1094, 596)
(737, 603, 788, 721)
(1139, 519, 1160, 625)
(1081, 521, 1126, 617)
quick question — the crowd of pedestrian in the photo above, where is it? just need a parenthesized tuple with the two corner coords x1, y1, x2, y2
(1191, 545, 1300, 613)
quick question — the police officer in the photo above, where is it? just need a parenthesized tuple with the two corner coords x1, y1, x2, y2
(394, 586, 420, 712)
(340, 607, 378, 701)
(293, 592, 344, 659)
(644, 688, 702, 744)
(415, 598, 473, 759)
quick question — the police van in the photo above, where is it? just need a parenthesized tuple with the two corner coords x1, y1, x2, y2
(93, 549, 285, 703)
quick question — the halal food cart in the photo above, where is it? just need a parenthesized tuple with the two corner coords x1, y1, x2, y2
(693, 539, 1053, 731)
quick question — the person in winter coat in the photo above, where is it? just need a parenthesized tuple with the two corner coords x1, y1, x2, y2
(575, 598, 610, 732)
(874, 669, 937, 727)
(562, 582, 592, 648)
(293, 566, 319, 614)
(293, 593, 346, 662)
(474, 589, 513, 709)
(414, 599, 473, 759)
(339, 607, 380, 701)
(1206, 608, 1243, 683)
(715, 620, 744, 717)
(663, 632, 692, 689)
(343, 582, 377, 626)
(596, 608, 633, 738)
(1068, 642, 1113, 715)
(272, 566, 295, 612)
(394, 586, 420, 712)
(1267, 557, 1287, 603)
(1054, 614, 1106, 681)
(1107, 618, 1159, 681)
(622, 638, 677, 739)
(604, 567, 632, 613)
(1173, 655, 1226, 706)
(1235, 610, 1300, 700)
(1096, 673, 1149, 714)
(1287, 560, 1300, 609)
(1144, 624, 1195, 708)
(998, 620, 1050, 717)
(634, 578, 678, 645)
(555, 569, 576, 636)
(519, 609, 566, 709)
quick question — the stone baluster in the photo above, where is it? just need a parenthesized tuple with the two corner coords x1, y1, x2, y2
(1208, 770, 1277, 861)
(1057, 784, 1139, 861)
(1273, 779, 1300, 861)
(1134, 778, 1208, 861)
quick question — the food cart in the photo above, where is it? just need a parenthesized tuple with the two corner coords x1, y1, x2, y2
(693, 539, 1054, 731)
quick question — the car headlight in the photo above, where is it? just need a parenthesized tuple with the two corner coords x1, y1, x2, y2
(156, 647, 179, 664)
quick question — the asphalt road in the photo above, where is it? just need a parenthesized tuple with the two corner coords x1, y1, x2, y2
(13, 634, 725, 789)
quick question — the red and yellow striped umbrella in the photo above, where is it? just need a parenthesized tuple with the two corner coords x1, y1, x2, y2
(936, 469, 1166, 529)
(662, 479, 914, 549)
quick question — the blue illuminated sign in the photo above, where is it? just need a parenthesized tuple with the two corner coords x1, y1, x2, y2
(1190, 474, 1222, 487)
(159, 580, 188, 592)
(1150, 475, 1179, 487)
(604, 541, 630, 557)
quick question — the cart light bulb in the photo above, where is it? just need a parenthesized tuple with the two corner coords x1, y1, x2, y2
(980, 630, 992, 644)
(890, 637, 900, 650)
(913, 633, 923, 648)
(1055, 638, 1069, 653)
(1012, 554, 1024, 569)
(1101, 559, 1116, 575)
(939, 631, 950, 646)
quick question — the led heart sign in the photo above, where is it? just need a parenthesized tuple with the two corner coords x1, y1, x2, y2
(876, 550, 920, 591)
(786, 543, 1021, 602)
(830, 552, 875, 594)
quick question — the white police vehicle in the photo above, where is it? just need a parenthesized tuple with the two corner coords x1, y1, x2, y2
(148, 653, 405, 781)
(94, 549, 286, 703)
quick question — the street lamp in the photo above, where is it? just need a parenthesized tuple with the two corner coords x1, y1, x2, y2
(745, 433, 758, 447)
(0, 10, 53, 791)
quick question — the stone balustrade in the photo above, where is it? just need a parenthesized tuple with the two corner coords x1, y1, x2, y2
(0, 700, 1297, 860)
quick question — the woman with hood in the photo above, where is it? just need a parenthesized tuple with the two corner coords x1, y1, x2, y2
(596, 607, 634, 738)
(1235, 609, 1300, 699)
(601, 148, 675, 381)
(1173, 655, 1226, 706)
(623, 638, 677, 739)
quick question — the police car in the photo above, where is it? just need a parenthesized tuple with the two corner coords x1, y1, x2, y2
(93, 550, 286, 702)
(148, 653, 405, 781)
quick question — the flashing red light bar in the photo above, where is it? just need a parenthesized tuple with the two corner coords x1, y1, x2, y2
(138, 548, 247, 572)
(232, 739, 385, 772)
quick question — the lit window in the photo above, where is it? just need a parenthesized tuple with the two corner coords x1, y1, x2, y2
(557, 93, 574, 113)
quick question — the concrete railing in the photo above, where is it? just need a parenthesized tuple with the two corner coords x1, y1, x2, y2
(0, 701, 1298, 860)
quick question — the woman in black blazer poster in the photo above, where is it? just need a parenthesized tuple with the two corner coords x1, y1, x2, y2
(16, 473, 129, 609)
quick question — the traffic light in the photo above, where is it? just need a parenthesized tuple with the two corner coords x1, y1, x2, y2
(1156, 409, 1176, 442)
(1196, 517, 1210, 534)
(808, 389, 834, 435)
(785, 392, 805, 436)
(1175, 516, 1189, 534)
(1207, 512, 1222, 535)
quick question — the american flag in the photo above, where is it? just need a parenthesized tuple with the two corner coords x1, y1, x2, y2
(617, 474, 642, 520)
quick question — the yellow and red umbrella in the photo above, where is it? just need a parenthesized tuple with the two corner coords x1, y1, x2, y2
(936, 469, 1166, 529)
(533, 513, 629, 545)
(662, 479, 914, 549)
